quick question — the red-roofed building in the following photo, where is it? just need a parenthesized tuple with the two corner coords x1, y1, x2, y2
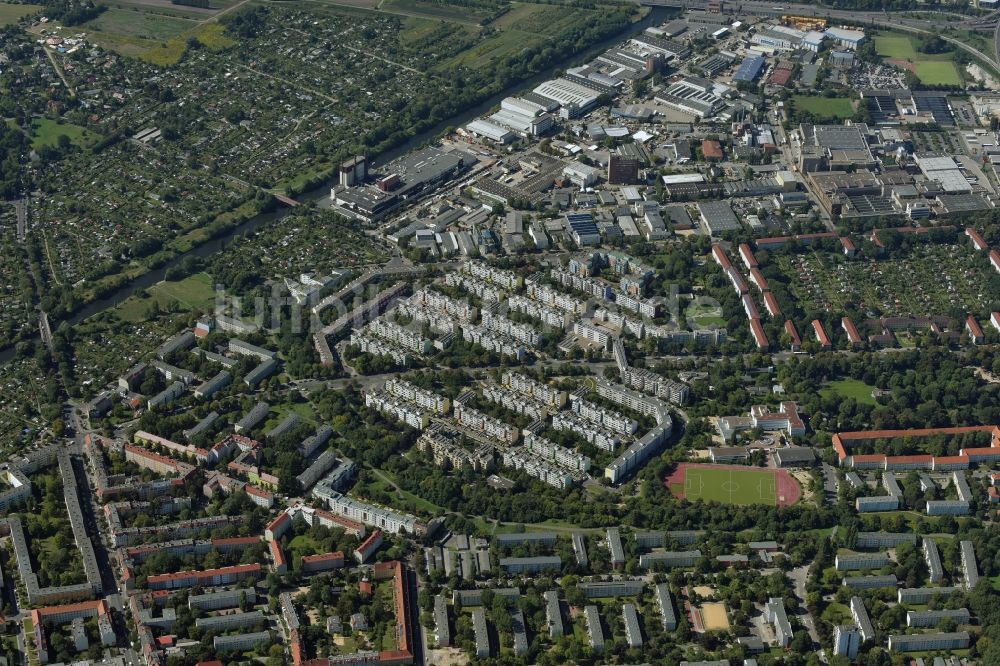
(985, 249, 999, 274)
(712, 244, 733, 270)
(966, 227, 989, 251)
(840, 236, 857, 257)
(812, 320, 831, 349)
(742, 294, 760, 320)
(966, 315, 985, 345)
(749, 266, 769, 292)
(725, 266, 749, 295)
(265, 512, 292, 542)
(842, 317, 862, 347)
(354, 530, 384, 564)
(763, 292, 781, 318)
(832, 425, 1000, 469)
(290, 630, 304, 666)
(755, 232, 838, 250)
(992, 312, 1000, 334)
(749, 318, 770, 350)
(702, 139, 724, 161)
(373, 561, 414, 665)
(245, 484, 274, 508)
(990, 486, 1000, 503)
(146, 563, 261, 591)
(196, 661, 223, 666)
(769, 68, 792, 87)
(738, 243, 758, 269)
(270, 539, 288, 574)
(784, 320, 801, 351)
(155, 636, 174, 648)
(302, 551, 345, 573)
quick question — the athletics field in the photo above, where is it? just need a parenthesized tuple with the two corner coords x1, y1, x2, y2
(665, 463, 801, 507)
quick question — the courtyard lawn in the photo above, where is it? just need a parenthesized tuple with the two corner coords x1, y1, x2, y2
(793, 95, 855, 119)
(821, 379, 877, 406)
(288, 534, 324, 558)
(687, 302, 726, 328)
(0, 2, 41, 25)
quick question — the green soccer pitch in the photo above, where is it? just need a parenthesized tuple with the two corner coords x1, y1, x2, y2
(680, 466, 778, 506)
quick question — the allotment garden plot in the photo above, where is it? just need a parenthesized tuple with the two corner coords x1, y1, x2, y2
(775, 244, 992, 317)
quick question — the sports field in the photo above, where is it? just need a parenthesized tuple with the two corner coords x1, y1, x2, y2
(699, 603, 730, 631)
(665, 463, 801, 507)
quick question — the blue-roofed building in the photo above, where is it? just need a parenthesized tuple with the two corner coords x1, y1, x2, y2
(567, 213, 601, 246)
(734, 55, 766, 83)
(479, 229, 500, 254)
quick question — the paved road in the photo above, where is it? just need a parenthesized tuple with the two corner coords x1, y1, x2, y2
(14, 199, 26, 243)
(788, 564, 822, 648)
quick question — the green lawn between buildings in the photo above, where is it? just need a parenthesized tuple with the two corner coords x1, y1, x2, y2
(821, 378, 878, 406)
(792, 95, 855, 119)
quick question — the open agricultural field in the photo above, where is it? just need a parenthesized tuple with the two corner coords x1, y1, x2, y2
(83, 8, 197, 41)
(0, 1, 41, 25)
(439, 3, 605, 70)
(665, 463, 801, 507)
(379, 0, 495, 24)
(875, 32, 962, 86)
(774, 244, 994, 318)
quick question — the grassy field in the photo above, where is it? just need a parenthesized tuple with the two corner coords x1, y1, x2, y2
(793, 95, 855, 119)
(29, 118, 102, 150)
(821, 379, 877, 406)
(687, 302, 726, 328)
(79, 13, 234, 64)
(676, 466, 778, 506)
(875, 34, 918, 59)
(914, 60, 962, 86)
(84, 8, 197, 40)
(0, 1, 41, 25)
(288, 534, 324, 558)
(875, 33, 962, 86)
(116, 272, 216, 322)
(379, 0, 492, 24)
